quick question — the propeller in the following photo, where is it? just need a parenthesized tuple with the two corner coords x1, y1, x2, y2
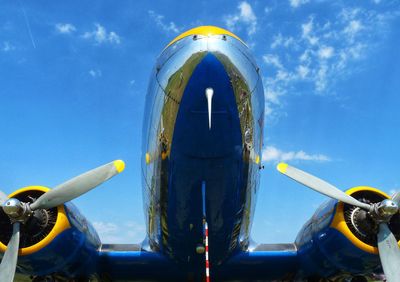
(0, 223, 19, 282)
(277, 163, 372, 211)
(392, 191, 400, 206)
(277, 162, 400, 282)
(0, 160, 125, 282)
(0, 191, 8, 207)
(378, 223, 400, 282)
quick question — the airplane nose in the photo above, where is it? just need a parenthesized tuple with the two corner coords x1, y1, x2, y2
(171, 53, 242, 158)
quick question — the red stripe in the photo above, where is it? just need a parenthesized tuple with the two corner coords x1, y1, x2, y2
(204, 221, 210, 282)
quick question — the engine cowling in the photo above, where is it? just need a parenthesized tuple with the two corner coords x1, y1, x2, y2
(295, 186, 400, 279)
(0, 186, 101, 278)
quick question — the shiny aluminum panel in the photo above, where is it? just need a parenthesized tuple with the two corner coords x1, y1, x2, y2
(142, 33, 265, 252)
(156, 35, 260, 94)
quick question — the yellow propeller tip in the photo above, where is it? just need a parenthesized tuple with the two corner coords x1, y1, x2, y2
(114, 160, 125, 173)
(277, 163, 288, 174)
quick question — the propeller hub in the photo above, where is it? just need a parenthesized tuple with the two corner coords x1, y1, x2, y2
(2, 198, 24, 218)
(375, 199, 399, 218)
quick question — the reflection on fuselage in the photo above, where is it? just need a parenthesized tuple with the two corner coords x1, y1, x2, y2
(141, 27, 264, 267)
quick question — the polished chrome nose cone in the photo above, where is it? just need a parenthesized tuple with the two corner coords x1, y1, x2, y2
(376, 199, 399, 217)
(2, 198, 24, 217)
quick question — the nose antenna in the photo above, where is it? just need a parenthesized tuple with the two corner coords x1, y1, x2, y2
(205, 88, 214, 130)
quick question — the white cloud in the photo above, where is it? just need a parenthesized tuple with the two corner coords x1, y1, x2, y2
(262, 5, 399, 118)
(265, 87, 283, 105)
(89, 69, 102, 78)
(93, 221, 117, 234)
(270, 33, 295, 49)
(225, 1, 257, 36)
(262, 146, 330, 163)
(343, 20, 363, 42)
(302, 17, 313, 37)
(263, 54, 284, 69)
(297, 65, 310, 78)
(1, 41, 15, 52)
(82, 23, 121, 45)
(108, 31, 120, 44)
(55, 23, 76, 34)
(93, 221, 145, 243)
(318, 46, 334, 59)
(315, 64, 328, 91)
(290, 0, 309, 8)
(148, 10, 181, 34)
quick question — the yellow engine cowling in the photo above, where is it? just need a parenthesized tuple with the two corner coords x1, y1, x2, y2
(0, 186, 101, 277)
(295, 186, 400, 278)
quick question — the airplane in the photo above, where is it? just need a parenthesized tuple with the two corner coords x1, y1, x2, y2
(0, 25, 400, 282)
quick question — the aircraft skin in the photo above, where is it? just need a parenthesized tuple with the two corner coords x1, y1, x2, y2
(0, 26, 399, 282)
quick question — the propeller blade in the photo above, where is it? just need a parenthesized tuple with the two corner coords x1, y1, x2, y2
(0, 222, 20, 282)
(276, 163, 372, 211)
(377, 223, 400, 282)
(392, 191, 400, 206)
(0, 191, 8, 207)
(30, 160, 125, 211)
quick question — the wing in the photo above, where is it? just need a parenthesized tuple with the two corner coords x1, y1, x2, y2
(216, 244, 298, 281)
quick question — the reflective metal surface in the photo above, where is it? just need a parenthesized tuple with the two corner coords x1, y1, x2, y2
(376, 199, 399, 217)
(141, 32, 264, 266)
(3, 198, 25, 218)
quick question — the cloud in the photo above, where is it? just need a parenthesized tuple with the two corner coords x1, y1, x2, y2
(270, 33, 295, 49)
(1, 41, 15, 52)
(297, 65, 310, 78)
(82, 23, 121, 45)
(318, 46, 334, 59)
(55, 23, 76, 34)
(89, 69, 102, 78)
(93, 221, 145, 243)
(262, 146, 330, 163)
(262, 5, 399, 118)
(290, 0, 309, 8)
(224, 1, 257, 36)
(148, 10, 182, 34)
(301, 17, 319, 45)
(263, 54, 284, 69)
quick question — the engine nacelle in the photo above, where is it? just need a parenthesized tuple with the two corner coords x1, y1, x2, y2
(295, 186, 400, 279)
(0, 186, 101, 278)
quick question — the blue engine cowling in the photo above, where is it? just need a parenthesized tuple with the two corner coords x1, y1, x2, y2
(0, 186, 101, 278)
(294, 186, 400, 279)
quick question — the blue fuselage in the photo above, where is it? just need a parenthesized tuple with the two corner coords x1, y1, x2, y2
(141, 35, 264, 271)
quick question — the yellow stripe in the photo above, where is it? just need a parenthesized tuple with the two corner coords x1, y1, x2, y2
(0, 186, 70, 256)
(330, 186, 400, 254)
(166, 26, 244, 48)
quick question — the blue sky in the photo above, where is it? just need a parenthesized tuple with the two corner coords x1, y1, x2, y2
(0, 0, 399, 244)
